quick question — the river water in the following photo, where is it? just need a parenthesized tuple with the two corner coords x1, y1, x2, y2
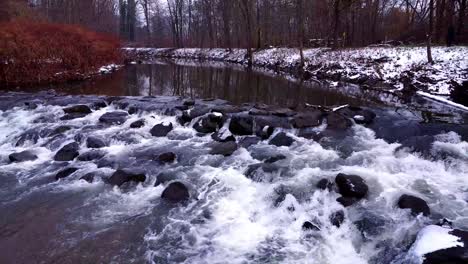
(0, 60, 467, 264)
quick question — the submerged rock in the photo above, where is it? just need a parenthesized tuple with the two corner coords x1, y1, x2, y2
(154, 171, 178, 186)
(77, 150, 105, 161)
(335, 173, 368, 199)
(150, 122, 173, 137)
(409, 225, 467, 264)
(99, 111, 129, 125)
(209, 141, 238, 156)
(80, 173, 95, 183)
(269, 132, 295, 147)
(397, 194, 430, 216)
(316, 178, 333, 190)
(336, 196, 360, 207)
(264, 154, 286, 164)
(86, 136, 106, 149)
(63, 105, 92, 114)
(354, 213, 387, 237)
(54, 142, 80, 161)
(229, 116, 254, 135)
(130, 119, 145, 128)
(330, 210, 345, 227)
(9, 151, 38, 162)
(239, 136, 261, 148)
(302, 221, 320, 231)
(107, 169, 146, 187)
(326, 112, 352, 129)
(161, 182, 190, 203)
(55, 167, 78, 180)
(158, 152, 177, 163)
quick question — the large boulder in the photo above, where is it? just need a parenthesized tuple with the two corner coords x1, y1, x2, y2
(63, 105, 92, 114)
(255, 125, 275, 140)
(397, 194, 430, 216)
(229, 116, 254, 135)
(77, 150, 105, 161)
(211, 131, 235, 142)
(292, 111, 323, 128)
(209, 141, 238, 156)
(150, 122, 173, 137)
(335, 173, 368, 199)
(326, 112, 353, 130)
(161, 182, 190, 203)
(107, 169, 146, 187)
(55, 167, 78, 180)
(336, 106, 376, 125)
(99, 111, 129, 125)
(9, 150, 38, 162)
(86, 136, 106, 149)
(54, 142, 80, 161)
(269, 132, 295, 147)
(410, 225, 467, 264)
(193, 113, 224, 134)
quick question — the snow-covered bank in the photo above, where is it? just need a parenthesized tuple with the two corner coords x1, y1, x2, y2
(124, 46, 468, 107)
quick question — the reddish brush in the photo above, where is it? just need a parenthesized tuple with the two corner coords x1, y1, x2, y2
(0, 20, 122, 87)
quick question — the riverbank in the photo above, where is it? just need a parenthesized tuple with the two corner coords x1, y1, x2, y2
(124, 46, 468, 109)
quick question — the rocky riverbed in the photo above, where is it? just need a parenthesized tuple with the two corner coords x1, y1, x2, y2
(0, 91, 467, 263)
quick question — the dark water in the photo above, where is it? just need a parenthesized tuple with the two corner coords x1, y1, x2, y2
(9, 60, 374, 107)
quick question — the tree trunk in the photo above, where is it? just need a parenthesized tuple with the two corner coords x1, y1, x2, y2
(427, 0, 434, 63)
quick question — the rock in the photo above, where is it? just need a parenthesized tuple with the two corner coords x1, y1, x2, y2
(193, 113, 224, 133)
(302, 221, 320, 231)
(271, 108, 296, 117)
(269, 132, 295, 147)
(55, 167, 78, 180)
(410, 225, 468, 264)
(292, 111, 323, 128)
(161, 182, 190, 203)
(337, 106, 376, 125)
(326, 112, 352, 130)
(336, 196, 359, 207)
(77, 150, 105, 161)
(330, 210, 345, 227)
(99, 111, 129, 125)
(60, 113, 89, 120)
(91, 100, 107, 110)
(249, 108, 270, 116)
(229, 116, 254, 135)
(9, 151, 38, 162)
(256, 125, 275, 139)
(211, 131, 236, 142)
(150, 122, 173, 137)
(264, 154, 286, 163)
(107, 169, 146, 187)
(130, 119, 145, 128)
(451, 81, 468, 106)
(210, 141, 238, 156)
(397, 194, 430, 216)
(50, 125, 73, 136)
(54, 142, 80, 161)
(158, 152, 176, 163)
(154, 171, 177, 186)
(183, 99, 195, 106)
(86, 136, 106, 148)
(80, 173, 95, 183)
(316, 178, 333, 190)
(239, 136, 261, 148)
(335, 173, 368, 199)
(63, 105, 92, 114)
(15, 130, 39, 146)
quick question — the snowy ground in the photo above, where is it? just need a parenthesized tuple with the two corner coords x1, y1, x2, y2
(124, 46, 468, 107)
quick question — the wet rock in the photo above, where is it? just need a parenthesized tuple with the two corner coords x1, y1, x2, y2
(335, 173, 368, 199)
(91, 100, 107, 110)
(209, 141, 238, 156)
(269, 132, 295, 147)
(211, 105, 243, 114)
(436, 218, 453, 228)
(410, 225, 468, 264)
(239, 136, 261, 148)
(60, 113, 89, 120)
(80, 173, 95, 183)
(330, 210, 345, 227)
(397, 194, 430, 216)
(77, 150, 105, 161)
(337, 106, 376, 125)
(54, 142, 80, 161)
(336, 196, 359, 207)
(9, 151, 38, 162)
(302, 221, 320, 231)
(316, 178, 333, 190)
(354, 213, 387, 237)
(63, 105, 92, 114)
(193, 113, 224, 133)
(256, 125, 275, 139)
(183, 99, 195, 106)
(450, 81, 468, 106)
(99, 111, 129, 125)
(50, 125, 73, 136)
(150, 122, 173, 137)
(292, 111, 323, 128)
(55, 167, 78, 180)
(249, 108, 270, 116)
(211, 131, 236, 142)
(107, 169, 146, 187)
(229, 116, 254, 135)
(130, 119, 145, 128)
(244, 163, 279, 182)
(326, 112, 352, 130)
(16, 130, 40, 146)
(264, 154, 286, 164)
(158, 152, 177, 163)
(271, 108, 296, 117)
(161, 182, 190, 203)
(86, 136, 106, 149)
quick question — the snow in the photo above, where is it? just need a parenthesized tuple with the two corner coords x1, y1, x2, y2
(99, 64, 121, 74)
(417, 91, 468, 111)
(410, 225, 464, 257)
